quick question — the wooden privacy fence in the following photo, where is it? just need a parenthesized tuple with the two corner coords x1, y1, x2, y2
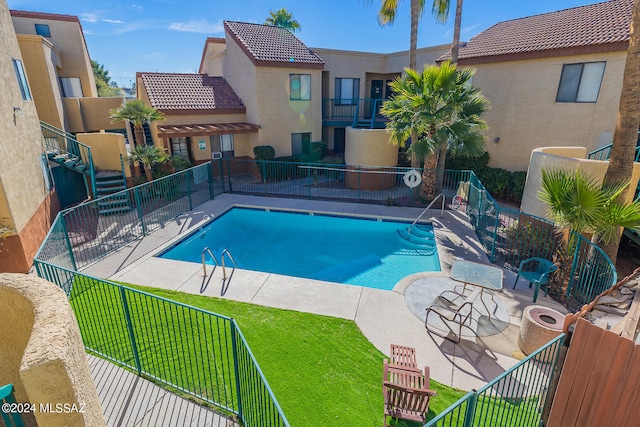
(548, 317, 640, 426)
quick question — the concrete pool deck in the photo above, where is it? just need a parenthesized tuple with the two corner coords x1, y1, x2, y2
(92, 193, 567, 392)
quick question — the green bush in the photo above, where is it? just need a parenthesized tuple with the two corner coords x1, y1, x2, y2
(445, 151, 490, 170)
(477, 167, 511, 199)
(310, 141, 328, 159)
(254, 145, 275, 160)
(509, 171, 527, 202)
(170, 154, 191, 171)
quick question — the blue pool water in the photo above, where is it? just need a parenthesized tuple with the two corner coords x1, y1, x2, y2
(159, 208, 440, 290)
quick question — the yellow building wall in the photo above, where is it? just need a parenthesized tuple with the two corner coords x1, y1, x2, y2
(76, 132, 130, 177)
(345, 127, 398, 166)
(12, 14, 97, 98)
(78, 97, 126, 132)
(16, 34, 65, 129)
(468, 51, 627, 171)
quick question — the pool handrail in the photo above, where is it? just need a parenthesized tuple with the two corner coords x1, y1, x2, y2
(202, 247, 219, 277)
(407, 193, 445, 237)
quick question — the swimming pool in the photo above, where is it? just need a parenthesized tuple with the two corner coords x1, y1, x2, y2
(159, 207, 440, 290)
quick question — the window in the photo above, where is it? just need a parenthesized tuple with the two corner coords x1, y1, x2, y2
(335, 78, 360, 105)
(212, 134, 234, 157)
(35, 24, 51, 37)
(12, 58, 32, 101)
(170, 137, 189, 158)
(291, 132, 311, 156)
(556, 62, 606, 103)
(60, 77, 84, 97)
(290, 74, 311, 100)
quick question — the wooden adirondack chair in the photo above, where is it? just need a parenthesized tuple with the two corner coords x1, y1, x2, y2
(389, 344, 417, 370)
(383, 360, 436, 426)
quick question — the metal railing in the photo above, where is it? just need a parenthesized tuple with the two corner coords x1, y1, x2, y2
(587, 143, 640, 162)
(41, 121, 96, 197)
(34, 163, 214, 272)
(322, 98, 388, 128)
(1, 384, 24, 427)
(407, 193, 445, 236)
(425, 334, 566, 427)
(34, 263, 289, 427)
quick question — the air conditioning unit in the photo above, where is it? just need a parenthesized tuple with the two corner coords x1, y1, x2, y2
(212, 151, 223, 160)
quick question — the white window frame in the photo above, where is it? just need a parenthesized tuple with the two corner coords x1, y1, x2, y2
(335, 78, 360, 105)
(290, 74, 311, 101)
(12, 58, 32, 101)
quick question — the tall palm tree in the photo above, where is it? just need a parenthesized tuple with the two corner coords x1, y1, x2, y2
(432, 0, 464, 63)
(264, 8, 301, 32)
(602, 0, 640, 264)
(109, 100, 164, 148)
(381, 61, 488, 200)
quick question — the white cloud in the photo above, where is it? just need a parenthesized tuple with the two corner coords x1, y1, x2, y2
(81, 13, 100, 23)
(129, 4, 144, 13)
(168, 19, 224, 34)
(103, 19, 124, 24)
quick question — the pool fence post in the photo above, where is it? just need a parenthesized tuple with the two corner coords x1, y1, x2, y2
(230, 320, 244, 421)
(119, 286, 142, 375)
(226, 158, 233, 193)
(357, 165, 361, 203)
(186, 169, 193, 211)
(134, 186, 147, 236)
(307, 163, 311, 199)
(463, 392, 477, 427)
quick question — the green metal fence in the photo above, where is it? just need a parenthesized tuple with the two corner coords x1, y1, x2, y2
(462, 171, 617, 310)
(34, 163, 214, 272)
(425, 334, 566, 427)
(34, 262, 289, 427)
(1, 384, 25, 427)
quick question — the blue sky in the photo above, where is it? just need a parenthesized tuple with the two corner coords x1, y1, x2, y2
(7, 0, 600, 88)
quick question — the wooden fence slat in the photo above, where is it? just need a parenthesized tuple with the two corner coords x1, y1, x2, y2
(612, 345, 640, 426)
(590, 337, 635, 426)
(548, 318, 604, 427)
(574, 330, 620, 426)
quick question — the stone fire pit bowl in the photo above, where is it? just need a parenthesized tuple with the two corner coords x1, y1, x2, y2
(518, 305, 565, 362)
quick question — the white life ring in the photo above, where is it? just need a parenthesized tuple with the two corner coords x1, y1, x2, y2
(403, 169, 422, 188)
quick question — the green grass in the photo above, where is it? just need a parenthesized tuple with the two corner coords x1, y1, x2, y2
(68, 276, 543, 427)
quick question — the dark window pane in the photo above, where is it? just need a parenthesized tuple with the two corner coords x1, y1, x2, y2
(556, 64, 583, 102)
(35, 24, 51, 37)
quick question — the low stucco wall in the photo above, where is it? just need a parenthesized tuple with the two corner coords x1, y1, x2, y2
(522, 146, 640, 220)
(344, 127, 398, 167)
(76, 132, 130, 178)
(0, 274, 105, 427)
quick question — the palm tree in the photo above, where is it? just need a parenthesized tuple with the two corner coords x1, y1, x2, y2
(602, 0, 640, 264)
(109, 100, 164, 148)
(127, 145, 170, 181)
(539, 168, 640, 296)
(432, 0, 464, 64)
(381, 61, 488, 200)
(264, 8, 301, 32)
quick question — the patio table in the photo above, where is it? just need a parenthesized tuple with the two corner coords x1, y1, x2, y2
(449, 259, 504, 319)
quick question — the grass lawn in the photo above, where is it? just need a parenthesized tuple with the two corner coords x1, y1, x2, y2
(70, 277, 541, 427)
(128, 285, 466, 427)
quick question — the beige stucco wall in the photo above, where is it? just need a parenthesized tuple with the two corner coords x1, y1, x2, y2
(12, 14, 97, 98)
(78, 97, 126, 132)
(0, 273, 105, 427)
(344, 127, 398, 166)
(467, 50, 627, 171)
(16, 34, 65, 130)
(0, 1, 49, 234)
(521, 146, 640, 220)
(76, 132, 130, 177)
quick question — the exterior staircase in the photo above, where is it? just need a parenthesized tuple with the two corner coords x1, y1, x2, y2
(95, 171, 131, 216)
(41, 121, 96, 199)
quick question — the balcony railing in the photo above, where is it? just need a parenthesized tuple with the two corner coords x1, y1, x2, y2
(322, 98, 388, 129)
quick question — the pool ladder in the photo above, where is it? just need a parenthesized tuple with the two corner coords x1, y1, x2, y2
(202, 247, 237, 280)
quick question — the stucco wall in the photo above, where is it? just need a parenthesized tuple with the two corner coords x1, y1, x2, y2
(521, 147, 640, 220)
(467, 50, 627, 171)
(0, 1, 50, 235)
(16, 34, 65, 130)
(344, 127, 398, 166)
(78, 97, 126, 132)
(12, 14, 97, 98)
(76, 132, 129, 176)
(0, 273, 105, 427)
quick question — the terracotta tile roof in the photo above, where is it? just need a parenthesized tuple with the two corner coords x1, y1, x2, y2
(453, 0, 632, 63)
(224, 21, 324, 69)
(139, 73, 245, 112)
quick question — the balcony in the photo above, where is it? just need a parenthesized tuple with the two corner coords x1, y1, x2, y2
(322, 98, 388, 129)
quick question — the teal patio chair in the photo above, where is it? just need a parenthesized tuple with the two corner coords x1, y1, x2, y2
(513, 257, 558, 303)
